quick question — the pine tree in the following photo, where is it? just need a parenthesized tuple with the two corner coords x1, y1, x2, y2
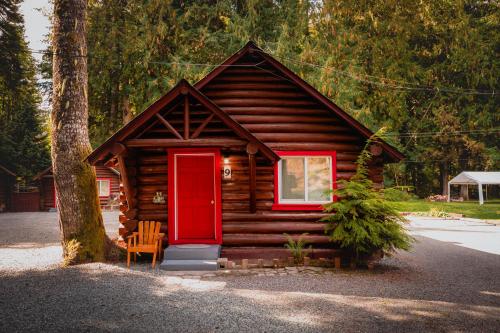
(322, 131, 413, 263)
(0, 0, 50, 177)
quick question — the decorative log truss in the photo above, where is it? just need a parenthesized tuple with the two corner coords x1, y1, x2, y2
(127, 83, 278, 163)
(88, 80, 278, 217)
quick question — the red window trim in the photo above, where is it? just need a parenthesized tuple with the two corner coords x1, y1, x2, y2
(272, 151, 337, 211)
(96, 178, 112, 198)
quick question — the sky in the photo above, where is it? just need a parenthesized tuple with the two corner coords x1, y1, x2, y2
(20, 0, 52, 62)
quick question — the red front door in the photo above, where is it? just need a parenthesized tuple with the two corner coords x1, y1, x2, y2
(168, 149, 222, 244)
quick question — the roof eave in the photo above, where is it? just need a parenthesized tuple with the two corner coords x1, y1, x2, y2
(195, 41, 404, 162)
(87, 79, 279, 164)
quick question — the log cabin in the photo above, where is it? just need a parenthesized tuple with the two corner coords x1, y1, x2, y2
(34, 166, 120, 211)
(87, 41, 404, 263)
(0, 164, 16, 212)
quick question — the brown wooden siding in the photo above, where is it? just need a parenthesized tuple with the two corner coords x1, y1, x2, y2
(203, 54, 381, 258)
(200, 54, 382, 187)
(115, 51, 388, 259)
(11, 192, 40, 212)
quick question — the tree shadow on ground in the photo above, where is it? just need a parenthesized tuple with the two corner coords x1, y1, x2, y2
(1, 236, 499, 333)
(214, 236, 500, 307)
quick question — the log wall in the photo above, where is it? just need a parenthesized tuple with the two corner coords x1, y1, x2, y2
(200, 54, 385, 187)
(117, 52, 387, 259)
(117, 145, 370, 259)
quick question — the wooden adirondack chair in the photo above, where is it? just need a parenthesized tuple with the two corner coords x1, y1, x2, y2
(127, 221, 165, 268)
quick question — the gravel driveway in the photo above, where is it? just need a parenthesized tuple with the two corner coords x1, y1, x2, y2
(0, 213, 499, 332)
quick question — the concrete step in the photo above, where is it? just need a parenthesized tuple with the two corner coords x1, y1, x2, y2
(160, 259, 218, 271)
(164, 244, 220, 260)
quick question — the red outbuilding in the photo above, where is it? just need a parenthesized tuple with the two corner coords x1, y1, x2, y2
(34, 166, 121, 211)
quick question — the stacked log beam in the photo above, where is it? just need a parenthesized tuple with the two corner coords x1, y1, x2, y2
(220, 212, 337, 259)
(116, 52, 388, 259)
(202, 56, 385, 190)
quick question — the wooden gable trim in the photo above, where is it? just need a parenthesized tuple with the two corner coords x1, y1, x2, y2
(194, 42, 255, 90)
(191, 114, 215, 139)
(195, 41, 404, 162)
(155, 113, 183, 140)
(187, 85, 279, 162)
(87, 79, 278, 164)
(87, 81, 186, 164)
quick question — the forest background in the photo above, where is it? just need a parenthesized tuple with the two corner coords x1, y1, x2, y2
(1, 0, 498, 197)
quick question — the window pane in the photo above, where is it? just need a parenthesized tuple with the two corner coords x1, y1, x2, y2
(98, 180, 110, 196)
(281, 157, 305, 200)
(307, 157, 331, 201)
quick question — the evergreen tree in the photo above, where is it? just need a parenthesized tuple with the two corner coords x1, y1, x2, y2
(0, 0, 50, 177)
(41, 0, 499, 196)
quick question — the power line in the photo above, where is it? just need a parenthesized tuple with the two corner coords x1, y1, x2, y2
(383, 128, 500, 138)
(257, 50, 497, 96)
(28, 47, 497, 96)
(398, 157, 500, 163)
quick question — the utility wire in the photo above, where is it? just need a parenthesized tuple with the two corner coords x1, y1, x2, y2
(398, 157, 500, 163)
(383, 128, 500, 138)
(28, 48, 497, 96)
(259, 51, 496, 95)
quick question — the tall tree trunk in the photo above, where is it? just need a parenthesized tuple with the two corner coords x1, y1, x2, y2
(439, 162, 449, 196)
(52, 0, 111, 264)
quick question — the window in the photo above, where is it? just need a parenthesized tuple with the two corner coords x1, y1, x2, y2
(273, 151, 336, 210)
(97, 179, 111, 197)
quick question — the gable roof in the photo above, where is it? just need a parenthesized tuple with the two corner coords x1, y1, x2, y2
(449, 171, 500, 185)
(0, 164, 16, 177)
(195, 41, 404, 162)
(33, 165, 120, 180)
(87, 80, 279, 164)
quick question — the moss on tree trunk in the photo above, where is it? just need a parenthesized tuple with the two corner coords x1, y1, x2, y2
(52, 0, 117, 264)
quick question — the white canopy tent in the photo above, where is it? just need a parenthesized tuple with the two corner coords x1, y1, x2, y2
(448, 171, 500, 205)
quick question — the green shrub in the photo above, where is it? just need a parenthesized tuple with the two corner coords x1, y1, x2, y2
(413, 208, 451, 218)
(382, 187, 417, 202)
(322, 130, 413, 263)
(284, 233, 311, 265)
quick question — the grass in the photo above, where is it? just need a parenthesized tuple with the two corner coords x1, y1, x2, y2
(389, 200, 500, 220)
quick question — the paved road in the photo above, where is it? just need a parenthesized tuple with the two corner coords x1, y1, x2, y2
(0, 213, 499, 332)
(408, 216, 500, 255)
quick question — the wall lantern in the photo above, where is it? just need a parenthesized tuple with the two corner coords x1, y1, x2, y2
(223, 154, 232, 180)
